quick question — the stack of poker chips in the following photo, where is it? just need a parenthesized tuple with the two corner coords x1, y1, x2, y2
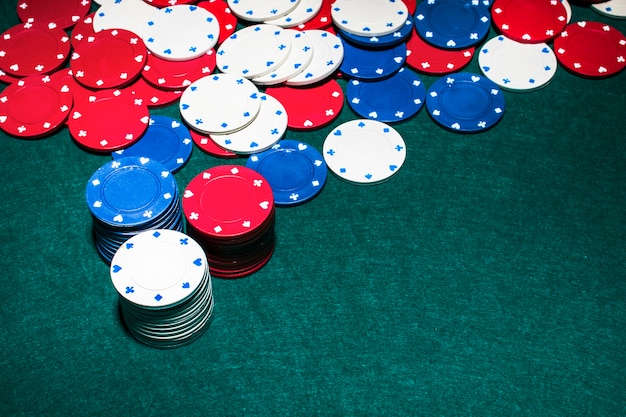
(182, 165, 276, 278)
(110, 229, 214, 349)
(85, 156, 184, 264)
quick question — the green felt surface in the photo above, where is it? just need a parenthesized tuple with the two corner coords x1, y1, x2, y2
(1, 1, 625, 416)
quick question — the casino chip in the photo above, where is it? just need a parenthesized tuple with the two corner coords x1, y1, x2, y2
(70, 29, 147, 89)
(179, 73, 261, 134)
(491, 0, 568, 44)
(479, 35, 558, 91)
(286, 29, 344, 86)
(209, 93, 288, 154)
(0, 22, 70, 77)
(265, 78, 344, 130)
(252, 30, 314, 85)
(71, 13, 97, 50)
(197, 0, 239, 44)
(330, 0, 409, 37)
(591, 0, 626, 19)
(189, 128, 239, 158)
(323, 119, 406, 185)
(405, 30, 474, 75)
(110, 229, 214, 349)
(337, 16, 413, 49)
(142, 50, 216, 90)
(112, 115, 193, 173)
(339, 37, 406, 80)
(296, 0, 333, 30)
(425, 72, 506, 133)
(346, 67, 426, 122)
(413, 0, 491, 49)
(143, 0, 197, 6)
(0, 69, 20, 85)
(553, 21, 626, 78)
(143, 5, 220, 62)
(265, 0, 323, 28)
(16, 0, 91, 30)
(216, 24, 293, 79)
(126, 77, 183, 108)
(227, 0, 300, 22)
(246, 139, 327, 206)
(93, 0, 160, 39)
(68, 88, 150, 152)
(0, 71, 72, 139)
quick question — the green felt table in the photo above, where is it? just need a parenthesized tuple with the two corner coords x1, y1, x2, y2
(1, 1, 625, 416)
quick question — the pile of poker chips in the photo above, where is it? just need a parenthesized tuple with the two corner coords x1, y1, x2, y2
(110, 229, 214, 349)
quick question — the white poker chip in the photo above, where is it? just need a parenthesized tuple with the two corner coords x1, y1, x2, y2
(323, 119, 406, 185)
(252, 29, 314, 85)
(286, 29, 344, 86)
(143, 5, 220, 62)
(227, 0, 300, 22)
(110, 229, 208, 308)
(330, 0, 409, 37)
(591, 0, 626, 19)
(264, 0, 324, 28)
(179, 73, 261, 134)
(479, 35, 557, 92)
(209, 93, 288, 154)
(216, 24, 293, 79)
(93, 0, 159, 39)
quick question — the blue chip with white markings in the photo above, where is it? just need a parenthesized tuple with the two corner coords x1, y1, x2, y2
(337, 16, 414, 49)
(339, 36, 406, 80)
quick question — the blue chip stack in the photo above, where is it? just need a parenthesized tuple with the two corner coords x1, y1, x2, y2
(85, 156, 184, 263)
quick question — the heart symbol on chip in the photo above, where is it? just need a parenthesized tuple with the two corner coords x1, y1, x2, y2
(471, 75, 480, 82)
(303, 120, 313, 127)
(171, 121, 180, 128)
(112, 265, 122, 273)
(184, 190, 194, 198)
(298, 143, 307, 151)
(259, 201, 270, 209)
(113, 215, 123, 222)
(140, 157, 150, 164)
(193, 258, 202, 266)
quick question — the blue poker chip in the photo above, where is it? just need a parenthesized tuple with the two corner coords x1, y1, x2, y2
(338, 37, 406, 80)
(425, 72, 506, 133)
(112, 115, 193, 173)
(337, 16, 414, 49)
(86, 156, 180, 227)
(346, 67, 426, 123)
(413, 0, 491, 50)
(245, 140, 327, 206)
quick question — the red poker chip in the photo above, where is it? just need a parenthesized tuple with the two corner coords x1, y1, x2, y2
(182, 165, 275, 239)
(142, 50, 217, 91)
(125, 76, 183, 108)
(189, 128, 238, 159)
(67, 88, 150, 153)
(491, 0, 568, 44)
(0, 69, 21, 84)
(295, 0, 333, 31)
(554, 21, 626, 78)
(0, 22, 70, 77)
(70, 28, 147, 89)
(70, 12, 97, 50)
(0, 71, 73, 139)
(197, 1, 239, 45)
(405, 30, 474, 75)
(265, 78, 344, 130)
(142, 0, 197, 7)
(16, 0, 91, 30)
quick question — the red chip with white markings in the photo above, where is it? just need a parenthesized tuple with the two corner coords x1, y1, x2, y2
(70, 12, 97, 50)
(16, 0, 91, 30)
(189, 128, 238, 159)
(142, 50, 216, 90)
(405, 30, 474, 75)
(491, 0, 568, 44)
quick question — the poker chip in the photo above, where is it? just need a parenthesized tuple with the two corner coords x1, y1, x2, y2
(323, 119, 406, 185)
(285, 29, 344, 86)
(70, 29, 147, 89)
(71, 13, 97, 50)
(491, 0, 568, 44)
(425, 72, 506, 133)
(68, 88, 150, 152)
(143, 0, 197, 6)
(413, 0, 491, 49)
(330, 0, 409, 37)
(16, 0, 91, 30)
(339, 37, 406, 80)
(227, 0, 300, 22)
(179, 73, 261, 134)
(264, 0, 324, 28)
(346, 67, 426, 122)
(252, 30, 314, 85)
(479, 35, 558, 91)
(591, 0, 626, 19)
(143, 5, 220, 62)
(110, 229, 214, 349)
(126, 77, 183, 108)
(0, 72, 72, 139)
(337, 15, 413, 49)
(554, 21, 626, 78)
(405, 30, 474, 75)
(265, 78, 344, 130)
(197, 0, 239, 44)
(189, 128, 239, 158)
(93, 0, 160, 39)
(0, 69, 20, 85)
(142, 50, 216, 90)
(112, 115, 193, 173)
(209, 93, 288, 154)
(0, 22, 70, 77)
(216, 24, 293, 79)
(296, 0, 333, 30)
(246, 139, 327, 206)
